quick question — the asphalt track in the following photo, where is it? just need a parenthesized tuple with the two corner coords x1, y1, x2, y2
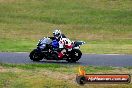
(0, 52, 132, 67)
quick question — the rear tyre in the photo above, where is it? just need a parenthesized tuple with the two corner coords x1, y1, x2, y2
(66, 49, 82, 63)
(29, 49, 43, 61)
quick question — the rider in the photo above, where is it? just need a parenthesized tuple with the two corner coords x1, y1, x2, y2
(52, 29, 72, 59)
(52, 29, 66, 41)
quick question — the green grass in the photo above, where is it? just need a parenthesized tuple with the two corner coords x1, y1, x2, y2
(0, 63, 132, 88)
(0, 63, 115, 74)
(0, 0, 132, 54)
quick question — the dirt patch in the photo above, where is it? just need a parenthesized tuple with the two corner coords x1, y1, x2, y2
(38, 70, 76, 83)
(0, 66, 9, 72)
(0, 66, 24, 73)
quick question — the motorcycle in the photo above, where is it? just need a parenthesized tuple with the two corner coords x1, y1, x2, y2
(29, 37, 85, 63)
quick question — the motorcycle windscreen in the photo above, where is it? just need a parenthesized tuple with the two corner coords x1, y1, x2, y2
(38, 38, 52, 46)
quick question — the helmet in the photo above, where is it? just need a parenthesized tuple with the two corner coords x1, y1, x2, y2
(53, 29, 61, 39)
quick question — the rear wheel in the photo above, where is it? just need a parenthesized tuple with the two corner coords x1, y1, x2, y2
(66, 49, 82, 63)
(29, 49, 43, 61)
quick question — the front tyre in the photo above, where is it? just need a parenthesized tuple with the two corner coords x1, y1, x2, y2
(29, 49, 43, 61)
(67, 49, 82, 63)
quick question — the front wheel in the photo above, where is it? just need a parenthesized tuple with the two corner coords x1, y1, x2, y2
(29, 49, 43, 61)
(66, 49, 82, 63)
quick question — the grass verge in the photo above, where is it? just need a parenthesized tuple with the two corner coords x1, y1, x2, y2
(0, 63, 132, 88)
